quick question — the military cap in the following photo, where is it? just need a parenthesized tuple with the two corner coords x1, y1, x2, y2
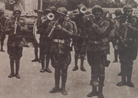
(123, 4, 133, 12)
(92, 5, 103, 15)
(114, 9, 122, 16)
(13, 9, 21, 15)
(34, 9, 43, 14)
(50, 6, 57, 12)
(44, 9, 51, 15)
(0, 9, 4, 13)
(78, 4, 86, 9)
(57, 7, 67, 15)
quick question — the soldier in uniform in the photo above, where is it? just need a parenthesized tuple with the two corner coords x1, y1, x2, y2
(32, 10, 43, 62)
(39, 9, 52, 73)
(116, 5, 138, 87)
(5, 9, 28, 79)
(86, 5, 117, 98)
(48, 7, 74, 95)
(112, 9, 122, 63)
(72, 4, 88, 71)
(0, 9, 7, 52)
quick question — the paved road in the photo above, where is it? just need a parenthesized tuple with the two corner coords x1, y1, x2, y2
(0, 38, 138, 98)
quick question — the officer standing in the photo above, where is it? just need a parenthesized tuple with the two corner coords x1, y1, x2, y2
(48, 7, 74, 95)
(0, 9, 7, 52)
(86, 5, 116, 98)
(5, 9, 28, 79)
(72, 4, 88, 71)
(116, 5, 138, 87)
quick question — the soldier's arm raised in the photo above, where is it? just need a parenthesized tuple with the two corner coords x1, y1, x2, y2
(92, 20, 110, 34)
(5, 20, 14, 35)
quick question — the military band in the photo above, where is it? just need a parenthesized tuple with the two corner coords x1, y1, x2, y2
(0, 3, 138, 97)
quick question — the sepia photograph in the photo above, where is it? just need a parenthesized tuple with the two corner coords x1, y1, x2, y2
(0, 0, 138, 98)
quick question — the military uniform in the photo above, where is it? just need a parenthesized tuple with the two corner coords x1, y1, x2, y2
(72, 4, 88, 71)
(116, 5, 138, 87)
(32, 10, 43, 62)
(0, 9, 7, 52)
(39, 9, 52, 73)
(48, 7, 74, 95)
(5, 10, 28, 79)
(87, 5, 117, 98)
(112, 9, 122, 63)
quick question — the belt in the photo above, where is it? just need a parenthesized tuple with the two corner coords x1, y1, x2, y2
(125, 38, 138, 42)
(53, 39, 65, 44)
(89, 40, 101, 44)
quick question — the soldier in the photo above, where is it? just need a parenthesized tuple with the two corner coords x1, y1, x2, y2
(32, 10, 43, 62)
(86, 5, 117, 98)
(0, 9, 7, 52)
(48, 7, 74, 95)
(39, 9, 52, 73)
(5, 9, 28, 79)
(112, 9, 122, 63)
(116, 5, 138, 87)
(72, 4, 88, 71)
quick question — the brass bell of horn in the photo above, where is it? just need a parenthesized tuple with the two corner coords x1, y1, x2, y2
(47, 13, 55, 20)
(80, 6, 87, 14)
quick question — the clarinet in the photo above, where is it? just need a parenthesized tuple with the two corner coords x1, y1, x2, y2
(14, 17, 18, 34)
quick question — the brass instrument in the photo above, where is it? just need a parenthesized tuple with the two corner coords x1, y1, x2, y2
(41, 13, 55, 23)
(48, 18, 59, 37)
(117, 16, 129, 47)
(80, 6, 87, 14)
(14, 17, 18, 34)
(46, 13, 55, 20)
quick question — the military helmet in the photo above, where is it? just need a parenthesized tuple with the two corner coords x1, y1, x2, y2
(92, 5, 103, 15)
(13, 9, 21, 15)
(78, 4, 86, 9)
(114, 9, 122, 16)
(57, 7, 67, 15)
(44, 9, 51, 15)
(123, 4, 133, 12)
(0, 8, 4, 13)
(50, 6, 57, 12)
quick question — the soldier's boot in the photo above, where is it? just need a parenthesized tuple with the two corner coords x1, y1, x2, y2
(49, 69, 60, 93)
(45, 56, 52, 73)
(87, 76, 98, 97)
(98, 76, 105, 98)
(80, 56, 86, 71)
(117, 66, 127, 86)
(61, 72, 68, 95)
(8, 59, 14, 78)
(72, 54, 78, 71)
(127, 67, 134, 87)
(15, 60, 20, 79)
(32, 47, 39, 62)
(40, 56, 45, 73)
(0, 42, 5, 52)
(113, 50, 118, 62)
(118, 65, 122, 76)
